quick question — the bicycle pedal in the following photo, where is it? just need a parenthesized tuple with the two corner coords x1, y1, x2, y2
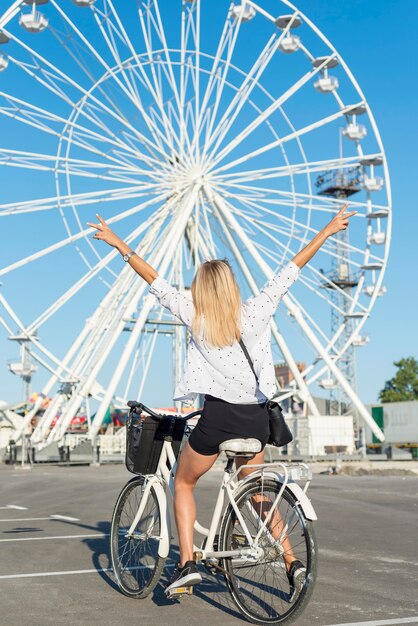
(165, 586, 193, 599)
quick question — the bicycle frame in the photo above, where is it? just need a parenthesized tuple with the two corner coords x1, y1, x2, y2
(126, 434, 317, 561)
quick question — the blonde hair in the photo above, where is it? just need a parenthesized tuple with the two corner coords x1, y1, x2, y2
(191, 259, 241, 348)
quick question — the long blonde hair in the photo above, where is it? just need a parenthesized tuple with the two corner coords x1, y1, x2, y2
(191, 259, 241, 348)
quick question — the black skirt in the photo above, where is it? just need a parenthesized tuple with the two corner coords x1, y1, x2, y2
(187, 394, 270, 456)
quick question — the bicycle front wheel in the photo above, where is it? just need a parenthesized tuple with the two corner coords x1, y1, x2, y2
(219, 478, 317, 625)
(110, 476, 166, 598)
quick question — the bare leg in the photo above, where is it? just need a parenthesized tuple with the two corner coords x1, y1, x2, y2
(174, 441, 219, 567)
(235, 449, 298, 570)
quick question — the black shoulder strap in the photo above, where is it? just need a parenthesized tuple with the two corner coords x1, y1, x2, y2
(238, 338, 259, 384)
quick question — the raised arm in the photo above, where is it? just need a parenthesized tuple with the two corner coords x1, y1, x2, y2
(243, 203, 357, 320)
(291, 202, 357, 269)
(87, 214, 193, 325)
(86, 214, 158, 284)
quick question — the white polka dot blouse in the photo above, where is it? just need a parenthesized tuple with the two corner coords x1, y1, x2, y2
(148, 260, 301, 404)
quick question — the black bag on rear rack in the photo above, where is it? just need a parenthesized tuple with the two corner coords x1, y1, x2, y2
(125, 411, 186, 476)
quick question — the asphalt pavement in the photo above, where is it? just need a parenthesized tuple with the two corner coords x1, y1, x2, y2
(0, 462, 417, 626)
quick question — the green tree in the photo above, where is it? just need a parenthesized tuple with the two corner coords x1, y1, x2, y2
(378, 357, 418, 402)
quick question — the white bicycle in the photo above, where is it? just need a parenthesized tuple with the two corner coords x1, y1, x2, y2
(110, 401, 318, 625)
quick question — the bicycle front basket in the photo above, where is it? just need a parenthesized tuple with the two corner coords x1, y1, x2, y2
(125, 413, 186, 476)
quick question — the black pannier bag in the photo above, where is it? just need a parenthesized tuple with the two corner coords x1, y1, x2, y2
(125, 411, 187, 476)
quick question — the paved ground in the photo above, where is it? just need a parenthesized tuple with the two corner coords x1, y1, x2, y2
(0, 463, 417, 626)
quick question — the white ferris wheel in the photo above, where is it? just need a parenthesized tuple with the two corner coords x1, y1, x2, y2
(0, 0, 390, 448)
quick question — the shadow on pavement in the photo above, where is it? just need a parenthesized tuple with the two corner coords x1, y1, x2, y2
(82, 521, 119, 592)
(79, 525, 246, 621)
(152, 546, 246, 621)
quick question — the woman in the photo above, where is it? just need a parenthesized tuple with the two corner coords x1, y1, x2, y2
(87, 202, 356, 594)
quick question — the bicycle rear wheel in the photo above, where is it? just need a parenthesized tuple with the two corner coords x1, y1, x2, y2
(110, 476, 166, 598)
(219, 478, 317, 624)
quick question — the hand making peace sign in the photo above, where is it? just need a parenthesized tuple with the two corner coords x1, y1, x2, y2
(325, 203, 357, 237)
(86, 214, 122, 249)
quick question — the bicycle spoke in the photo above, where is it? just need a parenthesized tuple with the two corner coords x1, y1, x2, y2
(221, 479, 317, 622)
(110, 479, 164, 598)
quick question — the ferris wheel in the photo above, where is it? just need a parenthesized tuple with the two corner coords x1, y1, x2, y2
(0, 0, 390, 447)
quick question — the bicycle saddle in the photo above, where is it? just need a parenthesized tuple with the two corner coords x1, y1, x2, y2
(219, 438, 262, 458)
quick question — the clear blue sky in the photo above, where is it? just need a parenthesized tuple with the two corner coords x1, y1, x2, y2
(0, 0, 416, 409)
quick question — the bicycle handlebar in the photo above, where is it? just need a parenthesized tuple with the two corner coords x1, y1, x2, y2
(127, 400, 202, 421)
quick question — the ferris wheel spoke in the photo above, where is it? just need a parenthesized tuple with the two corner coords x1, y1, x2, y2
(286, 291, 334, 347)
(35, 202, 170, 440)
(257, 238, 365, 320)
(179, 0, 204, 164)
(200, 191, 225, 260)
(185, 222, 204, 268)
(191, 0, 201, 160)
(134, 312, 162, 398)
(203, 34, 279, 162)
(49, 0, 176, 155)
(0, 149, 153, 185)
(206, 18, 323, 164)
(0, 183, 160, 217)
(45, 27, 157, 154)
(232, 198, 379, 277)
(219, 194, 370, 296)
(0, 91, 162, 175)
(219, 153, 383, 184)
(210, 101, 365, 175)
(165, 99, 193, 160)
(249, 244, 335, 341)
(195, 5, 234, 153)
(89, 3, 177, 156)
(26, 209, 165, 334)
(200, 2, 250, 160)
(197, 196, 218, 259)
(149, 0, 192, 161)
(203, 11, 302, 160)
(185, 193, 200, 266)
(47, 208, 170, 402)
(228, 191, 384, 263)
(0, 293, 94, 383)
(6, 30, 170, 164)
(0, 190, 168, 277)
(0, 92, 161, 179)
(136, 2, 183, 154)
(220, 179, 389, 213)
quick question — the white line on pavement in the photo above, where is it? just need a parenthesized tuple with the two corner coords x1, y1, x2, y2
(0, 533, 108, 543)
(0, 568, 112, 580)
(0, 517, 51, 523)
(0, 515, 80, 523)
(0, 564, 174, 580)
(328, 617, 418, 626)
(0, 505, 28, 510)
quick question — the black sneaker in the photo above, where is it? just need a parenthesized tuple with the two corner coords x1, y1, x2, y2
(165, 560, 202, 594)
(286, 559, 306, 602)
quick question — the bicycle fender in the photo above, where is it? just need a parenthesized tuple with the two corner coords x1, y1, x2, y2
(285, 481, 317, 521)
(145, 477, 171, 558)
(239, 470, 317, 521)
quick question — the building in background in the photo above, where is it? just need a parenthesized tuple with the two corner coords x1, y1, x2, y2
(365, 400, 418, 458)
